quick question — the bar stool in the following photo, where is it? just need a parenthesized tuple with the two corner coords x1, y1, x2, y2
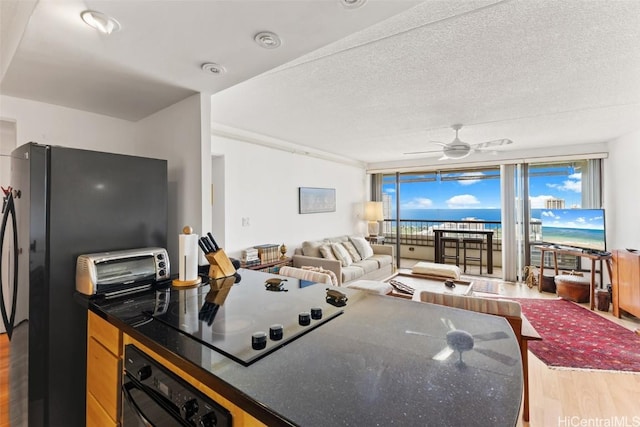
(440, 237, 460, 266)
(463, 237, 484, 274)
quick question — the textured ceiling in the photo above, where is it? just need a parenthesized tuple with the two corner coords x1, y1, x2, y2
(1, 1, 639, 167)
(210, 0, 640, 166)
(1, 0, 420, 120)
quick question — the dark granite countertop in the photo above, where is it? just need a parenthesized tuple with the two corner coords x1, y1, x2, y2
(89, 269, 522, 426)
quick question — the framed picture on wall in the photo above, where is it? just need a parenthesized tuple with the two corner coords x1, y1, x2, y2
(299, 187, 336, 214)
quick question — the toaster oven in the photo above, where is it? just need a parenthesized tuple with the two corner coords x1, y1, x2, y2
(76, 247, 170, 297)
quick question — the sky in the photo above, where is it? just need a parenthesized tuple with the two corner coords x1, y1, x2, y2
(540, 209, 605, 230)
(383, 169, 583, 210)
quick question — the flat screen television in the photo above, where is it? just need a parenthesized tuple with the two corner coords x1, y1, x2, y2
(536, 208, 606, 251)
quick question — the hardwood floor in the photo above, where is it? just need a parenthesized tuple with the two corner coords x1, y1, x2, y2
(1, 333, 8, 427)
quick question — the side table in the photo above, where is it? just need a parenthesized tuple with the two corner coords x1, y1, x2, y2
(241, 258, 292, 274)
(366, 236, 385, 244)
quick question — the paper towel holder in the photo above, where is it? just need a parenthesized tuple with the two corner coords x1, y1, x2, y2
(173, 225, 203, 287)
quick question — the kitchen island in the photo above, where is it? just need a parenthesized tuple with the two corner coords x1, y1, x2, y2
(88, 269, 523, 426)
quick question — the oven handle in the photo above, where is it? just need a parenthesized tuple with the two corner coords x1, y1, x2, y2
(122, 380, 154, 427)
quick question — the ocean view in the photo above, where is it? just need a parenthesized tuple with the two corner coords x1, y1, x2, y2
(397, 208, 502, 222)
(391, 208, 606, 250)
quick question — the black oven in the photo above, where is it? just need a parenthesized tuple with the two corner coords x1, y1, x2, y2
(122, 345, 231, 427)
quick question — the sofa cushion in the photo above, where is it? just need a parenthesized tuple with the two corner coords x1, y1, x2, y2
(412, 261, 461, 279)
(341, 265, 365, 283)
(328, 235, 350, 244)
(342, 241, 362, 262)
(349, 236, 374, 259)
(300, 266, 339, 286)
(369, 254, 393, 268)
(278, 266, 333, 285)
(319, 245, 337, 260)
(302, 240, 327, 257)
(416, 291, 522, 317)
(331, 242, 353, 267)
(353, 259, 380, 274)
(345, 280, 393, 295)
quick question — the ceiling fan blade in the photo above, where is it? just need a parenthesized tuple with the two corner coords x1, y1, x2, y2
(403, 148, 443, 155)
(473, 139, 513, 149)
(432, 346, 454, 361)
(474, 348, 519, 366)
(403, 141, 449, 155)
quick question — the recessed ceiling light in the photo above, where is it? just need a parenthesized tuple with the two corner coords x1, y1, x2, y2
(81, 10, 121, 35)
(339, 0, 367, 9)
(254, 31, 281, 49)
(201, 63, 226, 75)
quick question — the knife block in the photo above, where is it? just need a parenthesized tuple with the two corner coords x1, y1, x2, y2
(205, 249, 237, 279)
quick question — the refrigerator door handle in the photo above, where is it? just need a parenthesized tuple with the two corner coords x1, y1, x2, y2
(0, 191, 19, 340)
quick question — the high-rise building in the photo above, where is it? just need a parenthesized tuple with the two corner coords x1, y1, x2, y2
(545, 198, 565, 209)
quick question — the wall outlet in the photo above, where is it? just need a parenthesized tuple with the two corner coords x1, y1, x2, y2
(242, 217, 250, 227)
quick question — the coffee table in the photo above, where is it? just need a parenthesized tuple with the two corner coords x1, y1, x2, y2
(385, 272, 474, 299)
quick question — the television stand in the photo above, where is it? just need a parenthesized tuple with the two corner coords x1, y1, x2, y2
(535, 245, 613, 310)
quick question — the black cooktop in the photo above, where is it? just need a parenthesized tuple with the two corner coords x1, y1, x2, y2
(99, 269, 344, 366)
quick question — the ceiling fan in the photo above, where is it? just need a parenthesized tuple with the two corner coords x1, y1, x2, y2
(404, 124, 513, 160)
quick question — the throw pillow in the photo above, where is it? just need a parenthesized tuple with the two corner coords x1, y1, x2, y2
(319, 245, 337, 260)
(330, 242, 353, 267)
(349, 236, 374, 259)
(301, 266, 339, 286)
(342, 241, 362, 262)
(301, 240, 326, 257)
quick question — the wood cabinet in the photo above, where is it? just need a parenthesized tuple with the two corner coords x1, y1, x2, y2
(87, 311, 122, 427)
(612, 250, 640, 318)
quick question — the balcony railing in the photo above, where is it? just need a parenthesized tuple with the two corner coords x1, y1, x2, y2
(381, 218, 580, 272)
(380, 218, 502, 251)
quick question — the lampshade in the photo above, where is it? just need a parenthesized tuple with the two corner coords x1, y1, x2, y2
(364, 201, 384, 221)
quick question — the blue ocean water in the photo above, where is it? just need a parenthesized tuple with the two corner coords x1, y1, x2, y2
(397, 208, 502, 222)
(393, 208, 605, 249)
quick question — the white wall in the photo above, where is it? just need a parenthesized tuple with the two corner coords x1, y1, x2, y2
(605, 130, 640, 250)
(0, 94, 208, 269)
(0, 95, 139, 154)
(211, 134, 368, 258)
(135, 94, 210, 267)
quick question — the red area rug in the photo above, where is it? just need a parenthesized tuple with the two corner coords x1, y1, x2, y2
(516, 298, 640, 372)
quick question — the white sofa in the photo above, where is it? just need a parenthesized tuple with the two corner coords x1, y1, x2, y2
(292, 235, 394, 286)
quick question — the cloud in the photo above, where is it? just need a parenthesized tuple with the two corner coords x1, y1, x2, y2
(546, 174, 581, 192)
(541, 210, 560, 219)
(457, 172, 483, 186)
(530, 195, 554, 209)
(402, 197, 433, 209)
(446, 194, 480, 208)
(568, 172, 582, 180)
(384, 188, 396, 194)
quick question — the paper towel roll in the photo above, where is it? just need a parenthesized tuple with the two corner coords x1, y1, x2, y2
(178, 233, 199, 281)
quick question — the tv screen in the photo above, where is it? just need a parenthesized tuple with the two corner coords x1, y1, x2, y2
(536, 208, 606, 251)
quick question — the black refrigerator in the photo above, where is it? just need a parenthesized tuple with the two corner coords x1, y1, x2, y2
(1, 142, 168, 426)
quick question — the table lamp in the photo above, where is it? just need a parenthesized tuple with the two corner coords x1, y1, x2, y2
(364, 201, 384, 237)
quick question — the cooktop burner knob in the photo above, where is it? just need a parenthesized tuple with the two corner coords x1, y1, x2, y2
(137, 365, 152, 381)
(269, 324, 284, 341)
(310, 307, 323, 320)
(251, 331, 267, 350)
(298, 312, 311, 326)
(180, 398, 199, 420)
